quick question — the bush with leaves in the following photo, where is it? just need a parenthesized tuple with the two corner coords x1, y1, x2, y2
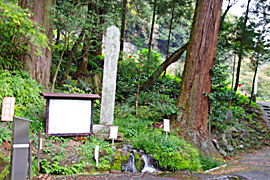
(0, 70, 46, 132)
(0, 0, 48, 70)
(131, 130, 201, 172)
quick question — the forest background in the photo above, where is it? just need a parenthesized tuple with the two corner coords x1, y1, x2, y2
(0, 0, 270, 177)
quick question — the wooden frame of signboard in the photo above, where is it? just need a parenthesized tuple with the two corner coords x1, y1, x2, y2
(41, 93, 100, 137)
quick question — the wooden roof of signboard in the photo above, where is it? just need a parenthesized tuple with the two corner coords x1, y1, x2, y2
(41, 92, 100, 100)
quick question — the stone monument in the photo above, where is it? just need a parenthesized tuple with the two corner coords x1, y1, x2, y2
(100, 26, 120, 125)
(93, 26, 123, 140)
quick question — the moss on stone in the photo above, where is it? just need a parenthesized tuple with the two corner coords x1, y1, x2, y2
(0, 163, 9, 180)
(120, 151, 130, 163)
(134, 152, 141, 171)
(110, 151, 121, 170)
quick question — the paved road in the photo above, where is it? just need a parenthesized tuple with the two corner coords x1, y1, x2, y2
(33, 173, 243, 180)
(228, 146, 270, 180)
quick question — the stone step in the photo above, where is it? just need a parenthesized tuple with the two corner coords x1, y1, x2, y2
(93, 124, 124, 141)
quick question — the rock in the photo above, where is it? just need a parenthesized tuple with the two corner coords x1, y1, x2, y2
(242, 128, 247, 135)
(212, 139, 220, 150)
(254, 109, 260, 115)
(237, 145, 244, 149)
(232, 133, 239, 138)
(221, 133, 228, 146)
(226, 145, 234, 152)
(219, 149, 227, 156)
(229, 127, 238, 133)
(109, 170, 122, 174)
(258, 136, 263, 140)
(226, 109, 233, 121)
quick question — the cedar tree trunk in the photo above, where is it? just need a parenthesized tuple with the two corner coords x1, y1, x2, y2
(21, 0, 55, 89)
(173, 0, 223, 157)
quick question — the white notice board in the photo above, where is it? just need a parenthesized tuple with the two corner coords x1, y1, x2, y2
(48, 99, 92, 135)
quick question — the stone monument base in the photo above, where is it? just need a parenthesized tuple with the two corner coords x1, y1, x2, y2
(93, 124, 124, 141)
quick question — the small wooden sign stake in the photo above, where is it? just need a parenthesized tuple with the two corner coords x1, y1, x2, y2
(109, 126, 118, 148)
(164, 119, 170, 138)
(94, 145, 99, 167)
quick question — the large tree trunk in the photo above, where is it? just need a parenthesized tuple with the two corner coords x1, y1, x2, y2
(20, 0, 55, 89)
(234, 0, 251, 91)
(173, 0, 223, 157)
(141, 43, 187, 91)
(119, 0, 127, 61)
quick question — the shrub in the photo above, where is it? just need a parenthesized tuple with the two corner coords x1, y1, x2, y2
(199, 154, 223, 171)
(0, 70, 46, 132)
(131, 130, 201, 172)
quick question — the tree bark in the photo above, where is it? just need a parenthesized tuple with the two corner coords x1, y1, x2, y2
(173, 0, 223, 157)
(88, 0, 104, 58)
(21, 0, 55, 89)
(77, 1, 92, 74)
(250, 54, 259, 104)
(163, 1, 175, 77)
(234, 0, 251, 91)
(147, 0, 157, 72)
(119, 0, 128, 61)
(141, 43, 188, 91)
(51, 33, 67, 92)
(62, 30, 85, 81)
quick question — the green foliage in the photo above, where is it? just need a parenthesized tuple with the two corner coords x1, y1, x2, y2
(0, 162, 9, 179)
(117, 49, 162, 86)
(80, 137, 114, 171)
(39, 137, 113, 175)
(115, 104, 151, 138)
(199, 154, 223, 171)
(132, 130, 201, 172)
(117, 51, 181, 120)
(115, 102, 201, 172)
(0, 0, 48, 70)
(0, 124, 12, 145)
(0, 70, 46, 132)
(40, 159, 83, 175)
(58, 76, 93, 94)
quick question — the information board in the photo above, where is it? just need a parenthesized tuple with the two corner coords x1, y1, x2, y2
(42, 92, 100, 136)
(48, 99, 92, 135)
